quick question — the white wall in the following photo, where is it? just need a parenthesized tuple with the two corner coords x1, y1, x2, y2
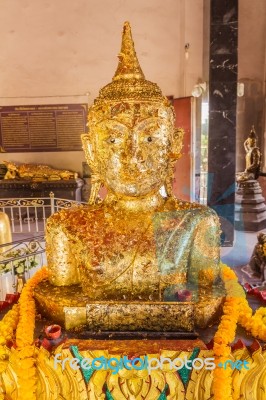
(0, 0, 204, 175)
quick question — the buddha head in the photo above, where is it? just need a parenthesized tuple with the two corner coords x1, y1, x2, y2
(247, 126, 257, 148)
(82, 22, 183, 203)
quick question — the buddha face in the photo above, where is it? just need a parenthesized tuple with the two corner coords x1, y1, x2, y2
(86, 102, 177, 197)
(247, 137, 256, 148)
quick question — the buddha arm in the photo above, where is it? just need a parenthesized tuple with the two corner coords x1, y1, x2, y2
(187, 210, 221, 287)
(46, 217, 80, 286)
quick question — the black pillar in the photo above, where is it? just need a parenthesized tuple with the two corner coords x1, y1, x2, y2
(207, 0, 238, 246)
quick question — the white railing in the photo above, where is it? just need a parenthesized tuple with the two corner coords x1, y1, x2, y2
(0, 193, 87, 234)
(0, 195, 87, 301)
(0, 195, 88, 300)
(0, 235, 46, 301)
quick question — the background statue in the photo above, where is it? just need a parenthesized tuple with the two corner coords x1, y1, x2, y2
(245, 232, 266, 282)
(236, 126, 261, 182)
(3, 161, 77, 181)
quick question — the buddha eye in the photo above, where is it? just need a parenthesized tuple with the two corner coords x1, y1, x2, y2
(147, 136, 152, 142)
(107, 137, 117, 144)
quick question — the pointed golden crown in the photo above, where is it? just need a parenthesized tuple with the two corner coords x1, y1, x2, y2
(94, 22, 167, 104)
(249, 125, 257, 140)
(113, 21, 145, 81)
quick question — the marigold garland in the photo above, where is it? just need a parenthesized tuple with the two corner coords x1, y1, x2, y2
(239, 302, 266, 340)
(0, 303, 19, 351)
(0, 303, 20, 400)
(14, 267, 48, 400)
(213, 264, 245, 400)
(213, 263, 266, 400)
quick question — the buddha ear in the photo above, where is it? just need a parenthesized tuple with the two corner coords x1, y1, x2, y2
(81, 132, 103, 205)
(81, 132, 98, 172)
(170, 128, 184, 161)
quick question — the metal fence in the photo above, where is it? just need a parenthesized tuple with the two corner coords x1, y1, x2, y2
(0, 235, 46, 301)
(0, 192, 87, 234)
(0, 194, 87, 301)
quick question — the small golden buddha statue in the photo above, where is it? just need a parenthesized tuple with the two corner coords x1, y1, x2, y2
(3, 160, 77, 181)
(36, 22, 224, 331)
(237, 126, 261, 182)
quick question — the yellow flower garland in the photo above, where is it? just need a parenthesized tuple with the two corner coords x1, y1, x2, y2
(14, 267, 48, 400)
(0, 303, 20, 400)
(239, 303, 266, 341)
(213, 264, 266, 400)
(213, 265, 245, 400)
(0, 303, 19, 353)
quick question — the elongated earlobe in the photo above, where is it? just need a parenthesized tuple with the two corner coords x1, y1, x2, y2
(81, 133, 95, 170)
(81, 133, 103, 205)
(87, 178, 102, 205)
(171, 128, 184, 161)
(164, 128, 184, 198)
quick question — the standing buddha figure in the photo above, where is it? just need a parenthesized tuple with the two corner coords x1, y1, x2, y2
(236, 126, 261, 182)
(40, 22, 224, 331)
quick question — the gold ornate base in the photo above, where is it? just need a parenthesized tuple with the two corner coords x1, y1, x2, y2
(2, 339, 266, 400)
(34, 281, 224, 330)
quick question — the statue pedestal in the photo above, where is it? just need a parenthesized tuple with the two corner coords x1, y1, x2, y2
(235, 180, 266, 231)
(34, 280, 224, 331)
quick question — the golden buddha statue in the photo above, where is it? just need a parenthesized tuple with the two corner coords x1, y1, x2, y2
(236, 126, 261, 182)
(35, 22, 224, 331)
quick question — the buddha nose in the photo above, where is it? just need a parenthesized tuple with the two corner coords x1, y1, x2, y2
(121, 135, 144, 171)
(126, 134, 140, 160)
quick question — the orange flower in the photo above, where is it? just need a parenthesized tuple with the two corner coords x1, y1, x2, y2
(14, 267, 48, 400)
(213, 264, 243, 400)
(214, 264, 266, 399)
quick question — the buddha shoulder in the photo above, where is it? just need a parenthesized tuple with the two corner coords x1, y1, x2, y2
(159, 198, 221, 244)
(46, 204, 104, 236)
(164, 197, 220, 223)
